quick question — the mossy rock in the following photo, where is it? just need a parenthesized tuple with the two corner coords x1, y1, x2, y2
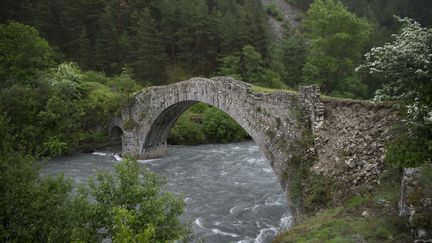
(123, 119, 139, 132)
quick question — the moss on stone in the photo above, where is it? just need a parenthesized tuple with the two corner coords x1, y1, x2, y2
(250, 84, 297, 94)
(123, 119, 139, 131)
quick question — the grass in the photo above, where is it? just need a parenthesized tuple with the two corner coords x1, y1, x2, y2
(274, 167, 412, 243)
(250, 84, 297, 94)
(274, 205, 410, 243)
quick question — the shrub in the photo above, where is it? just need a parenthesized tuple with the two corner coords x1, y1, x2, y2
(123, 119, 139, 132)
(0, 154, 191, 242)
(168, 112, 205, 145)
(202, 107, 249, 143)
(169, 103, 249, 144)
(265, 3, 284, 21)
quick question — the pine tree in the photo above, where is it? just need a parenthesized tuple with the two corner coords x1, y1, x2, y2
(94, 1, 123, 74)
(128, 8, 168, 85)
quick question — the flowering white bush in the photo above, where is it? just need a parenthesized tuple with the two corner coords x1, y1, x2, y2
(357, 17, 432, 126)
(358, 17, 432, 167)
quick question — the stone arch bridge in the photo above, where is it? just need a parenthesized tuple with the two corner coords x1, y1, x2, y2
(112, 77, 397, 216)
(112, 77, 324, 204)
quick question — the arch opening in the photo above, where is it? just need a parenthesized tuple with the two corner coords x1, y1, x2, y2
(110, 126, 123, 145)
(141, 101, 256, 160)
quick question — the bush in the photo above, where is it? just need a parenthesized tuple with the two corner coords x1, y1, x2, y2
(265, 3, 284, 21)
(385, 122, 432, 168)
(359, 17, 432, 168)
(85, 157, 191, 242)
(168, 112, 205, 145)
(0, 153, 190, 242)
(168, 103, 250, 145)
(202, 107, 249, 143)
(43, 136, 68, 156)
(0, 21, 56, 88)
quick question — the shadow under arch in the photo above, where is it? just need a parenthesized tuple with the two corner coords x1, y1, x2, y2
(110, 126, 124, 140)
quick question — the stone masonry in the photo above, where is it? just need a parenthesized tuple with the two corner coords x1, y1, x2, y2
(112, 77, 399, 218)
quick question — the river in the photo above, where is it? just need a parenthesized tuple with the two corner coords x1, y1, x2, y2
(41, 141, 291, 243)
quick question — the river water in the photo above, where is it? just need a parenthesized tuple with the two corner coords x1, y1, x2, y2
(41, 141, 291, 242)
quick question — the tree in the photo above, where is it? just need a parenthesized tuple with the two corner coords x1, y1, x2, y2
(241, 45, 264, 83)
(128, 8, 168, 85)
(0, 21, 56, 88)
(269, 31, 307, 88)
(108, 67, 141, 118)
(357, 17, 432, 167)
(218, 55, 242, 80)
(302, 0, 371, 98)
(94, 2, 125, 75)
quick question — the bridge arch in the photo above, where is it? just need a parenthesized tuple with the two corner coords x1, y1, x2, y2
(110, 126, 123, 140)
(142, 100, 262, 159)
(116, 77, 323, 212)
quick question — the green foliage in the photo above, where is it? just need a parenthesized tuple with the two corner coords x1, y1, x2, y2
(169, 112, 206, 145)
(242, 45, 264, 83)
(86, 157, 191, 242)
(359, 17, 432, 167)
(303, 173, 336, 213)
(43, 136, 68, 156)
(288, 0, 432, 31)
(217, 45, 285, 88)
(0, 151, 190, 242)
(202, 106, 249, 143)
(218, 55, 242, 80)
(385, 125, 432, 168)
(128, 8, 168, 85)
(111, 207, 155, 243)
(0, 151, 79, 242)
(47, 62, 84, 99)
(269, 31, 307, 88)
(0, 21, 56, 88)
(265, 3, 284, 21)
(302, 0, 371, 98)
(1, 0, 270, 83)
(347, 195, 369, 209)
(168, 103, 249, 145)
(0, 22, 142, 157)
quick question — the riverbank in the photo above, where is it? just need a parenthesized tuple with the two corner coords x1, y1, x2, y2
(274, 165, 432, 242)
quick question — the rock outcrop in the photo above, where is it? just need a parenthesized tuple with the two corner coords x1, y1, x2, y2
(399, 167, 432, 241)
